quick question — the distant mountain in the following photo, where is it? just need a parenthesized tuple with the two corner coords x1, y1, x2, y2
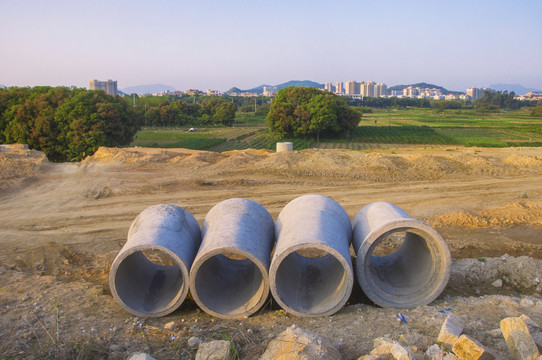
(388, 82, 463, 95)
(488, 84, 541, 95)
(121, 84, 177, 95)
(227, 80, 325, 95)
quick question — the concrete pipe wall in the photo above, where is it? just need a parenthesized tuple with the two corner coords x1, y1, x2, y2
(352, 202, 451, 308)
(270, 194, 354, 317)
(189, 198, 275, 319)
(109, 204, 201, 317)
(276, 142, 293, 152)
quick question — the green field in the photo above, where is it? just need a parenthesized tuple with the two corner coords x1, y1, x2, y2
(129, 109, 542, 152)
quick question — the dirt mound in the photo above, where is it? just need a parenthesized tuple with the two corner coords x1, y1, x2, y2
(504, 153, 542, 168)
(0, 145, 48, 190)
(428, 200, 542, 229)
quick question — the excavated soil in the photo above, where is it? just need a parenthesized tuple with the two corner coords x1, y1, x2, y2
(0, 144, 541, 359)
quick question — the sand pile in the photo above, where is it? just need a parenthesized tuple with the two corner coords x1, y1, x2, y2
(0, 145, 48, 189)
(428, 200, 542, 229)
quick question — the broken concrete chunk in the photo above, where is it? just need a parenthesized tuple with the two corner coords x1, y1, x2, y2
(195, 340, 231, 360)
(425, 344, 459, 360)
(390, 342, 413, 360)
(128, 353, 156, 360)
(260, 325, 341, 360)
(372, 338, 396, 355)
(500, 317, 540, 360)
(438, 314, 465, 348)
(452, 335, 495, 360)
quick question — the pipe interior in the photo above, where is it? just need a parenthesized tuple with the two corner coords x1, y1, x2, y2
(194, 254, 265, 316)
(275, 248, 348, 314)
(114, 250, 184, 315)
(367, 230, 435, 297)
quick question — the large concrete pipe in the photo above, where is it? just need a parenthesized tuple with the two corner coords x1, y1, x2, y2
(109, 204, 201, 317)
(352, 202, 451, 308)
(189, 198, 275, 319)
(270, 194, 354, 317)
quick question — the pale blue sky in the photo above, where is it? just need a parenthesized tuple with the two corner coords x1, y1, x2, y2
(1, 0, 541, 91)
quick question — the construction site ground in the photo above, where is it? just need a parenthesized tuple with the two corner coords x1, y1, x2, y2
(1, 144, 541, 359)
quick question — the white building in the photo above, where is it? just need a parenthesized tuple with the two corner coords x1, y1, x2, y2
(89, 79, 117, 96)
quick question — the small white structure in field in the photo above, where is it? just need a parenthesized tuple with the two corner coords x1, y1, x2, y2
(276, 142, 293, 152)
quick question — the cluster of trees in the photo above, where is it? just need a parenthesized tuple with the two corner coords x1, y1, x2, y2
(266, 87, 360, 141)
(474, 90, 519, 110)
(0, 86, 138, 161)
(141, 97, 238, 127)
(347, 91, 539, 111)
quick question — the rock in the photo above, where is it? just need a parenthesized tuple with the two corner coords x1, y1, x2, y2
(492, 279, 503, 288)
(452, 334, 495, 360)
(486, 329, 502, 338)
(358, 355, 392, 360)
(438, 314, 465, 349)
(520, 299, 535, 308)
(390, 342, 413, 360)
(260, 324, 341, 360)
(195, 340, 231, 360)
(128, 353, 155, 360)
(519, 315, 542, 352)
(425, 344, 459, 360)
(188, 336, 202, 349)
(372, 338, 395, 355)
(164, 321, 176, 331)
(500, 317, 540, 360)
(109, 344, 125, 352)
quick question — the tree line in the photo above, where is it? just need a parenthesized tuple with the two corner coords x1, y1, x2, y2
(346, 91, 539, 110)
(127, 94, 268, 127)
(0, 86, 138, 161)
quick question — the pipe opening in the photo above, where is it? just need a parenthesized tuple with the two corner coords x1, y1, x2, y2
(367, 229, 435, 297)
(193, 254, 265, 316)
(275, 248, 349, 315)
(114, 250, 184, 315)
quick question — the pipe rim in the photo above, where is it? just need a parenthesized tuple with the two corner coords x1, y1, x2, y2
(189, 247, 270, 319)
(109, 244, 190, 317)
(270, 243, 354, 317)
(356, 219, 451, 308)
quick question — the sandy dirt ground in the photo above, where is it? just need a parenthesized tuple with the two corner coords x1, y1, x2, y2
(0, 144, 541, 359)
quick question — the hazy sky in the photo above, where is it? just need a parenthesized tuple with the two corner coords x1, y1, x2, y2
(1, 0, 541, 92)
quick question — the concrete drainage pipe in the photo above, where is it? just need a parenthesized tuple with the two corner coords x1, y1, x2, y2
(109, 204, 201, 317)
(270, 194, 354, 317)
(189, 198, 275, 319)
(352, 202, 451, 308)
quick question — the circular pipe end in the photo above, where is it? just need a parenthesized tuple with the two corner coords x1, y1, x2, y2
(109, 245, 190, 317)
(189, 248, 270, 319)
(356, 220, 451, 308)
(270, 244, 354, 317)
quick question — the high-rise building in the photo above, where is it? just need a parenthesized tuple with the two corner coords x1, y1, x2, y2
(345, 81, 356, 95)
(335, 81, 343, 94)
(324, 82, 333, 92)
(466, 87, 486, 100)
(90, 79, 118, 96)
(375, 83, 387, 97)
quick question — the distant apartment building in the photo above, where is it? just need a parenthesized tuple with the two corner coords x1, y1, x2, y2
(466, 87, 486, 101)
(375, 83, 387, 97)
(335, 81, 344, 94)
(263, 86, 278, 97)
(345, 81, 359, 95)
(89, 79, 117, 96)
(206, 89, 221, 96)
(324, 82, 333, 92)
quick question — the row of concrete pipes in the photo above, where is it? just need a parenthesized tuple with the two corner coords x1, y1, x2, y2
(109, 195, 452, 319)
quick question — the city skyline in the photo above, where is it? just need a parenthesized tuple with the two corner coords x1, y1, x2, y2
(1, 0, 541, 92)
